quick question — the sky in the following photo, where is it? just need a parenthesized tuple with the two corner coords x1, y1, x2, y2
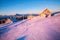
(0, 0, 60, 15)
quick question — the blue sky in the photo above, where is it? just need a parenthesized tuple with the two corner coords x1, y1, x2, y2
(0, 0, 60, 15)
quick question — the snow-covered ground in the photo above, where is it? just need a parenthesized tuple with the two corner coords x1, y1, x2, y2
(0, 15, 60, 40)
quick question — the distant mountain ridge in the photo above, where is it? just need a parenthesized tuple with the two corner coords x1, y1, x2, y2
(51, 11, 60, 16)
(0, 11, 60, 24)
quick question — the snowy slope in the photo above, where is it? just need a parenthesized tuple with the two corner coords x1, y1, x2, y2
(0, 15, 60, 40)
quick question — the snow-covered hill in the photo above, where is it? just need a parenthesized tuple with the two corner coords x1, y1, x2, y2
(0, 15, 60, 40)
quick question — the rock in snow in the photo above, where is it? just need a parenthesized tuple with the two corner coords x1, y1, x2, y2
(0, 15, 60, 40)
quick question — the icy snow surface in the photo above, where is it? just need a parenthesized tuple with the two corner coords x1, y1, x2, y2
(0, 15, 60, 40)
